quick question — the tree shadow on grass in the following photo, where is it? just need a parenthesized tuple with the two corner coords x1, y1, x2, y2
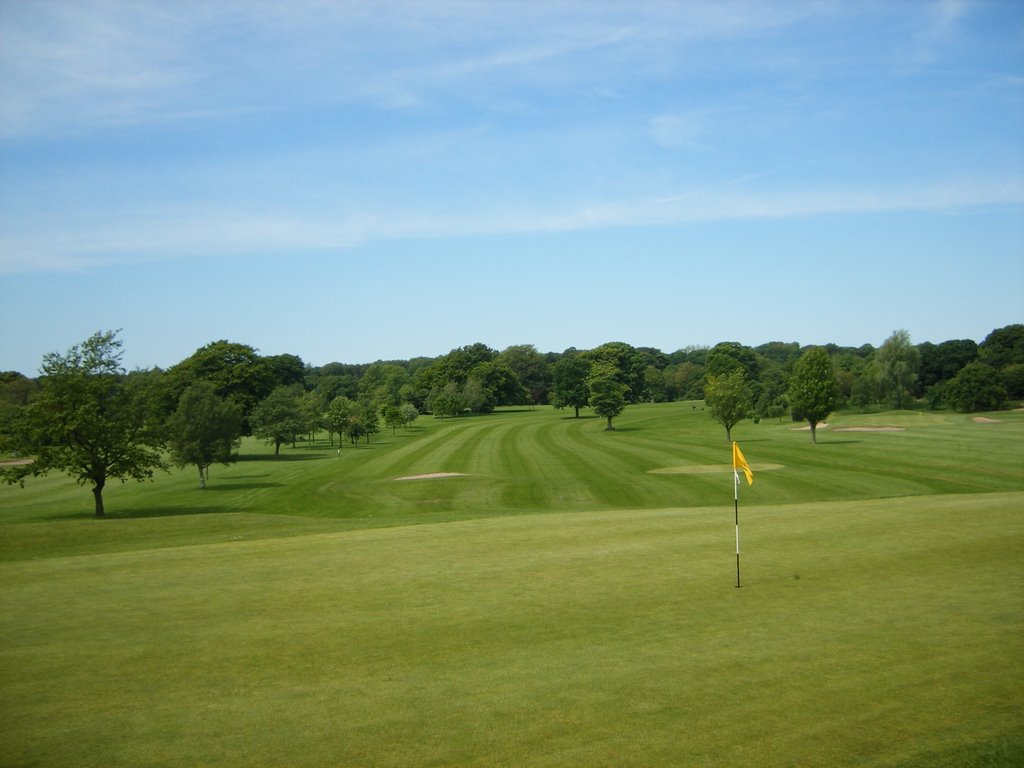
(106, 506, 234, 519)
(237, 453, 329, 462)
(201, 481, 283, 492)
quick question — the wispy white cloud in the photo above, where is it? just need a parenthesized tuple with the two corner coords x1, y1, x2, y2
(3, 174, 1020, 274)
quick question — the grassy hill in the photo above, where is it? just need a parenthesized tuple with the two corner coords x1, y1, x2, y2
(1, 403, 1022, 766)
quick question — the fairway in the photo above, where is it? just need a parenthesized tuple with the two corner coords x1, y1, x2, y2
(1, 403, 1023, 766)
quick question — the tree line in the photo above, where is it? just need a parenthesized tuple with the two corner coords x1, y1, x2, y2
(1, 325, 1021, 516)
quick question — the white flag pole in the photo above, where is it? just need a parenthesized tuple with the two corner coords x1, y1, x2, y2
(734, 468, 741, 588)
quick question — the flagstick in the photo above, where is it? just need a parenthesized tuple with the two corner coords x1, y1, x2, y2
(734, 469, 741, 588)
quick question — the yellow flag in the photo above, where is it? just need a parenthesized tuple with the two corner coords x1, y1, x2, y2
(732, 441, 753, 486)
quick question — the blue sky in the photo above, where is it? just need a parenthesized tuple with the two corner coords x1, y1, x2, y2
(1, 0, 1022, 374)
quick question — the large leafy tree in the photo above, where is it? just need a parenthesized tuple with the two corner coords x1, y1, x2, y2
(1, 331, 166, 517)
(979, 324, 1024, 369)
(498, 344, 552, 405)
(250, 386, 304, 457)
(789, 347, 838, 443)
(552, 355, 592, 417)
(324, 395, 355, 447)
(875, 330, 921, 409)
(588, 364, 627, 431)
(704, 369, 752, 443)
(166, 381, 243, 487)
(944, 363, 1006, 413)
(167, 340, 276, 432)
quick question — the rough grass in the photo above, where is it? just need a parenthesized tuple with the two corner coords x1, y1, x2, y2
(1, 403, 1022, 766)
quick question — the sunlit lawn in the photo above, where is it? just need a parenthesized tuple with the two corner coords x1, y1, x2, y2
(1, 403, 1022, 766)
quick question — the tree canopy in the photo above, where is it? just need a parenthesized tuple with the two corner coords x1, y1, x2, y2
(789, 347, 839, 443)
(1, 331, 166, 516)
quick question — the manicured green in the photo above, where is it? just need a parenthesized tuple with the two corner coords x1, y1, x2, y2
(1, 403, 1022, 766)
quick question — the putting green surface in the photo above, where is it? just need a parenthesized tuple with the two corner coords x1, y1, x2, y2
(1, 403, 1022, 766)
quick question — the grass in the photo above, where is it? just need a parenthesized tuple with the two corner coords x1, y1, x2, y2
(1, 402, 1022, 766)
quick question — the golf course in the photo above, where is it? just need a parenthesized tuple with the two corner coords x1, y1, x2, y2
(1, 402, 1022, 766)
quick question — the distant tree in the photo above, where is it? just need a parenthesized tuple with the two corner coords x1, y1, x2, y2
(1001, 363, 1024, 400)
(552, 355, 592, 417)
(918, 340, 978, 390)
(704, 369, 752, 443)
(979, 324, 1024, 369)
(264, 353, 307, 389)
(358, 363, 410, 407)
(788, 347, 839, 443)
(400, 402, 420, 429)
(383, 404, 405, 435)
(429, 382, 463, 419)
(250, 386, 304, 457)
(462, 376, 487, 413)
(357, 399, 380, 444)
(588, 365, 627, 431)
(166, 381, 243, 488)
(944, 363, 1006, 413)
(167, 340, 275, 432)
(0, 331, 166, 517)
(586, 342, 647, 403)
(498, 344, 552, 405)
(296, 390, 325, 445)
(324, 395, 355, 448)
(875, 330, 921, 409)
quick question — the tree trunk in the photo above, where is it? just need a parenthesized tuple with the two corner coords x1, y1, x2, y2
(809, 421, 818, 444)
(92, 481, 105, 518)
(274, 440, 281, 457)
(574, 406, 580, 418)
(725, 426, 732, 443)
(605, 416, 614, 431)
(199, 464, 207, 489)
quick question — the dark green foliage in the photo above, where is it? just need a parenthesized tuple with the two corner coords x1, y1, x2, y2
(587, 364, 627, 430)
(1, 331, 166, 516)
(876, 329, 921, 409)
(788, 346, 839, 443)
(979, 324, 1024, 368)
(944, 363, 1007, 412)
(250, 386, 305, 456)
(552, 354, 592, 417)
(166, 381, 243, 487)
(704, 369, 752, 442)
(167, 340, 276, 432)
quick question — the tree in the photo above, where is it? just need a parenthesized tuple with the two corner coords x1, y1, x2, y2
(588, 365, 627, 430)
(788, 347, 839, 443)
(552, 355, 592, 417)
(400, 402, 420, 429)
(0, 331, 166, 517)
(357, 399, 381, 444)
(166, 340, 275, 432)
(250, 386, 304, 457)
(324, 396, 355, 447)
(944, 363, 1006, 413)
(498, 344, 552, 405)
(383, 404, 405, 435)
(704, 369, 752, 443)
(296, 390, 325, 445)
(978, 324, 1024, 369)
(875, 330, 920, 409)
(429, 381, 464, 419)
(166, 381, 243, 487)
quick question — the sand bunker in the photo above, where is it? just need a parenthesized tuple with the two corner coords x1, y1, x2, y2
(0, 458, 32, 466)
(971, 417, 1001, 423)
(394, 472, 467, 481)
(649, 464, 784, 475)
